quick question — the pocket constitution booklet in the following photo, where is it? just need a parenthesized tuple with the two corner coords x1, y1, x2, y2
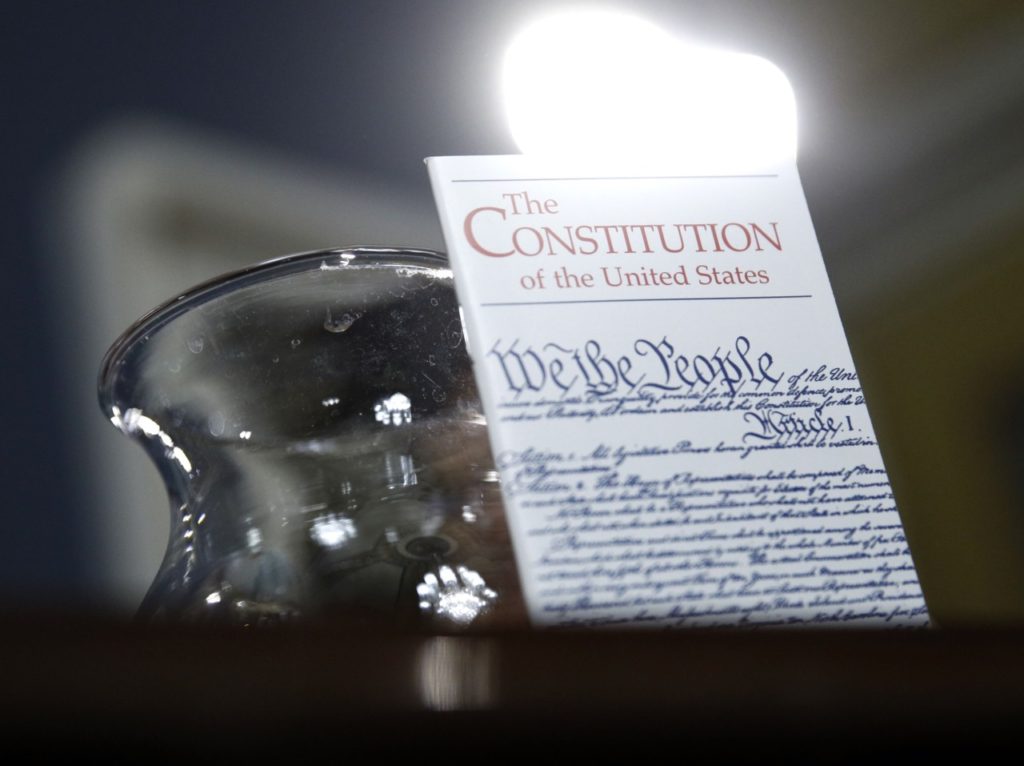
(427, 154, 929, 628)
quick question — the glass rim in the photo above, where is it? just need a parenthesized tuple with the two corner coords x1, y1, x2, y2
(97, 246, 449, 411)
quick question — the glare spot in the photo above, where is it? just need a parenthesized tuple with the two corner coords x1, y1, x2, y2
(118, 408, 194, 475)
(310, 514, 357, 548)
(171, 447, 192, 473)
(123, 408, 160, 437)
(320, 253, 354, 270)
(417, 565, 497, 625)
(374, 392, 412, 426)
(239, 430, 252, 440)
(503, 9, 797, 169)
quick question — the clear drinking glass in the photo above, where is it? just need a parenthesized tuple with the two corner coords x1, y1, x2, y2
(98, 248, 526, 629)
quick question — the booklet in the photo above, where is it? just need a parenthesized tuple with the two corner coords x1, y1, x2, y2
(426, 154, 929, 628)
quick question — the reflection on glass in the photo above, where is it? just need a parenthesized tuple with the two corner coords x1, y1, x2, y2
(99, 248, 527, 629)
(417, 565, 498, 625)
(374, 392, 412, 426)
(310, 514, 357, 548)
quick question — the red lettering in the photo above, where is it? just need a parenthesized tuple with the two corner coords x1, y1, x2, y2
(463, 206, 513, 257)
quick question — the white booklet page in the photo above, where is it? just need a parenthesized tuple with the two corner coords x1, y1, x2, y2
(427, 154, 929, 628)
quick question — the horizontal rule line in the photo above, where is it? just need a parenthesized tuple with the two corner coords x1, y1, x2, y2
(451, 174, 778, 183)
(480, 295, 813, 307)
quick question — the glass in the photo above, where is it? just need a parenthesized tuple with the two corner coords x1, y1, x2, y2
(99, 247, 526, 629)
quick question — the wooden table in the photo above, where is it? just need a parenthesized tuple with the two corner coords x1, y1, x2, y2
(2, 615, 1020, 758)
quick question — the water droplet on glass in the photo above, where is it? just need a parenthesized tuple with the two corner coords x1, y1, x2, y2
(323, 309, 360, 334)
(431, 389, 446, 404)
(290, 338, 301, 349)
(429, 297, 439, 307)
(187, 336, 205, 354)
(208, 412, 226, 437)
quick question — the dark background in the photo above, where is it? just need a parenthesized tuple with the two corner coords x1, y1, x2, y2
(3, 0, 1023, 621)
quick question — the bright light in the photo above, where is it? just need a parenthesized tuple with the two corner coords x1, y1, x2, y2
(502, 10, 797, 170)
(310, 513, 357, 548)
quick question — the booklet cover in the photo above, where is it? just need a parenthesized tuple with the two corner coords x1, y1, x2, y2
(427, 154, 929, 628)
